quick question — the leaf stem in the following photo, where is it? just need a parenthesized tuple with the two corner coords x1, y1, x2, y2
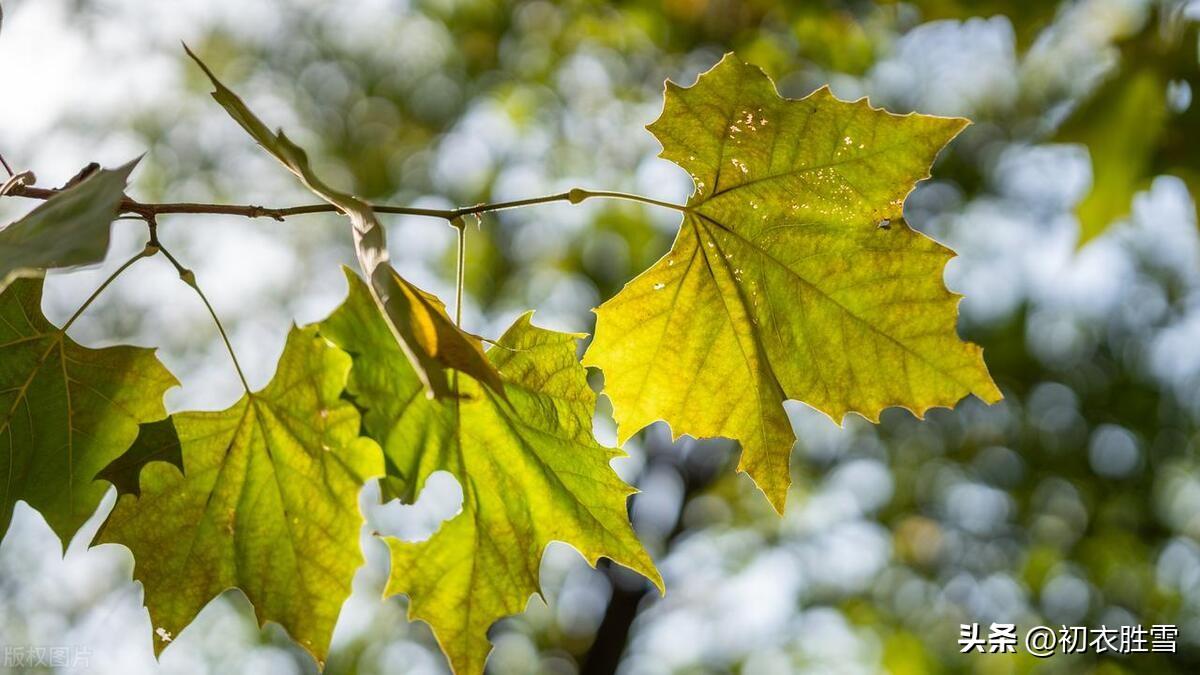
(4, 184, 688, 223)
(157, 243, 252, 394)
(61, 245, 156, 332)
(448, 189, 690, 219)
(453, 219, 466, 326)
(570, 189, 692, 214)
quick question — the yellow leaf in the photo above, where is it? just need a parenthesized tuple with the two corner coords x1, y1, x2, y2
(585, 54, 1000, 512)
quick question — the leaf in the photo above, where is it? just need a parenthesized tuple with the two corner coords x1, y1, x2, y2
(95, 326, 384, 663)
(183, 45, 501, 400)
(1054, 13, 1198, 245)
(584, 54, 1000, 512)
(0, 160, 138, 293)
(1059, 68, 1168, 245)
(319, 269, 661, 674)
(0, 277, 176, 542)
(96, 418, 183, 498)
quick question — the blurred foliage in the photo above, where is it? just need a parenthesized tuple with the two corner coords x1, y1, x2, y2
(1055, 3, 1200, 244)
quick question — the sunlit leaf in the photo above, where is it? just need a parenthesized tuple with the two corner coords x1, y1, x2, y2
(0, 277, 176, 542)
(320, 269, 661, 674)
(585, 54, 1000, 512)
(95, 326, 384, 663)
(96, 418, 182, 498)
(0, 160, 138, 293)
(183, 45, 501, 400)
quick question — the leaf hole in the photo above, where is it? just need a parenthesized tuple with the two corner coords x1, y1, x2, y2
(368, 471, 463, 543)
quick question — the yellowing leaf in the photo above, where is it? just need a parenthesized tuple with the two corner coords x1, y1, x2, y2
(95, 326, 384, 663)
(0, 277, 176, 543)
(584, 54, 1000, 512)
(320, 269, 661, 674)
(0, 160, 138, 293)
(184, 46, 501, 400)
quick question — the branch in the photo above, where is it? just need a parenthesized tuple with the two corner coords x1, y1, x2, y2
(4, 184, 688, 223)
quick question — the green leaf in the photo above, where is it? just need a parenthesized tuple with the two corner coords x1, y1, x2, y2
(1058, 67, 1168, 245)
(584, 54, 1000, 512)
(0, 277, 176, 542)
(183, 45, 501, 400)
(0, 160, 138, 293)
(320, 269, 661, 674)
(96, 418, 182, 498)
(1052, 11, 1200, 245)
(95, 326, 384, 663)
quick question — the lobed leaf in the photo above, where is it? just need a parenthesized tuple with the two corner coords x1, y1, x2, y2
(0, 160, 138, 293)
(95, 326, 384, 663)
(183, 45, 501, 400)
(584, 54, 1001, 512)
(0, 277, 176, 543)
(320, 269, 661, 674)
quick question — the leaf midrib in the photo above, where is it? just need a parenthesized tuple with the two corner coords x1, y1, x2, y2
(692, 210, 977, 396)
(2, 332, 66, 514)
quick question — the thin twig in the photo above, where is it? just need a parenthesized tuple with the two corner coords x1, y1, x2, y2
(0, 152, 13, 178)
(61, 245, 156, 332)
(4, 184, 689, 223)
(157, 243, 252, 394)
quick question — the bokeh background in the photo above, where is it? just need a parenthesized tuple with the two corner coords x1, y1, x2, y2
(2, 0, 1200, 672)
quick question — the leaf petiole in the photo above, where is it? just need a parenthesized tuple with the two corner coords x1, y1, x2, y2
(447, 188, 690, 219)
(453, 217, 467, 327)
(156, 244, 251, 394)
(60, 244, 157, 332)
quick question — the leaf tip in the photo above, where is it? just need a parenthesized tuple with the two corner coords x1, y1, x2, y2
(116, 154, 145, 178)
(181, 42, 205, 73)
(765, 490, 788, 516)
(649, 567, 667, 596)
(976, 379, 1004, 406)
(182, 42, 226, 95)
